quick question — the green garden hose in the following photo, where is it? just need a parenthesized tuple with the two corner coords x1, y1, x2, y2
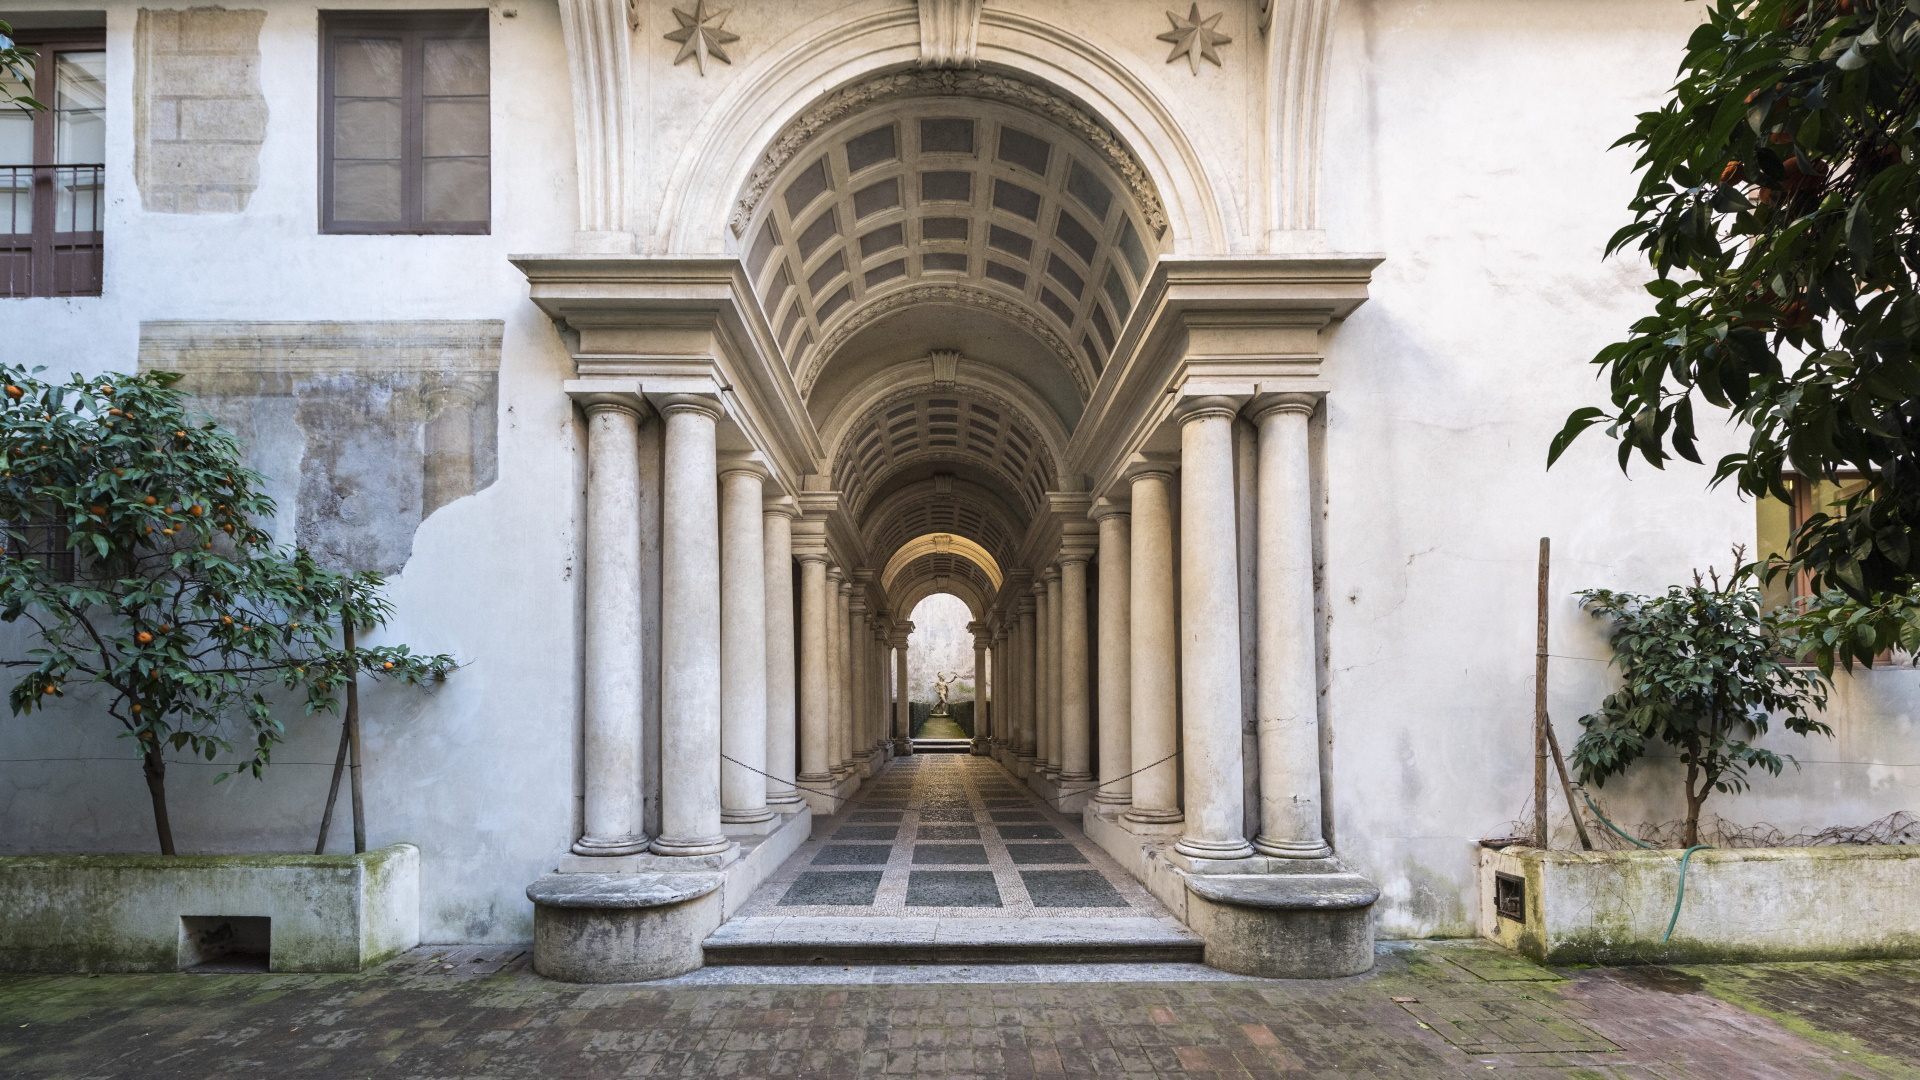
(1582, 794, 1713, 943)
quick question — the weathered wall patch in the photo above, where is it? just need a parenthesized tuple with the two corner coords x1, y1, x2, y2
(138, 320, 503, 574)
(134, 7, 269, 213)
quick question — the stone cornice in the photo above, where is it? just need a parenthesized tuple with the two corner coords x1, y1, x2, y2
(1067, 254, 1381, 500)
(513, 255, 821, 498)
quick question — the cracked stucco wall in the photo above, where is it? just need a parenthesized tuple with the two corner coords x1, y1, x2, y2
(138, 320, 502, 574)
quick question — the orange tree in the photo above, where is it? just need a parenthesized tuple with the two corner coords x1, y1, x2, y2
(0, 366, 454, 854)
(1550, 0, 1920, 669)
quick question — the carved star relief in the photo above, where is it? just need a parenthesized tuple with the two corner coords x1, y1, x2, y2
(665, 1, 739, 75)
(1158, 4, 1233, 73)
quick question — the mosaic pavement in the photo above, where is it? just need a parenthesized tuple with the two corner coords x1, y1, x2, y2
(733, 754, 1176, 920)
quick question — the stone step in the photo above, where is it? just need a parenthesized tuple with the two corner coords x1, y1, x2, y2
(703, 915, 1205, 965)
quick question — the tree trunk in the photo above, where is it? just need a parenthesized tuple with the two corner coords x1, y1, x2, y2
(1682, 759, 1707, 848)
(142, 742, 176, 855)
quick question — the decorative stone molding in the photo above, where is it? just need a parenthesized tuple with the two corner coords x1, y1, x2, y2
(729, 69, 1166, 239)
(1158, 4, 1233, 74)
(557, 0, 636, 242)
(1264, 0, 1340, 238)
(807, 282, 1091, 398)
(917, 0, 982, 68)
(664, 1, 739, 75)
(928, 351, 961, 389)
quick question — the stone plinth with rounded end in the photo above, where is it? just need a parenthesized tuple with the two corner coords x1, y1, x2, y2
(527, 872, 723, 982)
(1183, 871, 1379, 979)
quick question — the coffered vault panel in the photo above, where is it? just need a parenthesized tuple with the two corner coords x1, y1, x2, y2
(860, 477, 1026, 574)
(740, 93, 1163, 400)
(834, 385, 1056, 523)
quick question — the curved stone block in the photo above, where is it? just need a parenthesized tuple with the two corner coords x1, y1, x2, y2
(526, 872, 723, 983)
(1184, 872, 1379, 979)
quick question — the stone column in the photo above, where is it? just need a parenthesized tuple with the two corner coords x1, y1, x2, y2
(763, 502, 801, 807)
(573, 399, 648, 856)
(1044, 567, 1065, 778)
(825, 566, 847, 776)
(969, 620, 990, 754)
(892, 631, 911, 749)
(849, 590, 871, 770)
(1175, 398, 1255, 863)
(1058, 553, 1093, 783)
(1016, 594, 1038, 764)
(1126, 466, 1182, 825)
(1033, 578, 1051, 775)
(836, 577, 854, 772)
(1251, 395, 1333, 858)
(1092, 503, 1132, 807)
(796, 553, 832, 784)
(650, 395, 730, 858)
(718, 465, 772, 826)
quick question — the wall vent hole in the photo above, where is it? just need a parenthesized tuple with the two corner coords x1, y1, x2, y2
(181, 916, 271, 973)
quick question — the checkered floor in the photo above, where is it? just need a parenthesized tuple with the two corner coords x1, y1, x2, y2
(735, 754, 1173, 918)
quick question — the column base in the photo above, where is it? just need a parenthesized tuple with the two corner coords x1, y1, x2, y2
(530, 807, 813, 982)
(721, 807, 776, 825)
(1123, 807, 1184, 829)
(571, 834, 650, 857)
(970, 737, 990, 756)
(649, 836, 737, 859)
(528, 873, 722, 982)
(1093, 789, 1131, 807)
(1080, 808, 1378, 979)
(723, 817, 783, 837)
(1026, 770, 1095, 815)
(1185, 873, 1379, 978)
(1170, 838, 1259, 867)
(1253, 835, 1335, 860)
(892, 737, 912, 755)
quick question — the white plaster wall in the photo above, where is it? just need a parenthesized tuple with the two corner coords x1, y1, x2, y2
(0, 0, 584, 943)
(1317, 0, 1920, 937)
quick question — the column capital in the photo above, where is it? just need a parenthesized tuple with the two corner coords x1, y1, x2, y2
(1121, 451, 1179, 484)
(826, 564, 844, 583)
(849, 594, 869, 616)
(718, 454, 771, 482)
(654, 392, 726, 421)
(567, 380, 653, 420)
(763, 494, 801, 520)
(1176, 395, 1244, 426)
(1088, 496, 1130, 523)
(1247, 391, 1321, 422)
(1041, 565, 1062, 584)
(1017, 592, 1037, 616)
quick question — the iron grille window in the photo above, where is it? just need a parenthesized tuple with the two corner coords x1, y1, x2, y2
(320, 11, 490, 234)
(1, 31, 106, 298)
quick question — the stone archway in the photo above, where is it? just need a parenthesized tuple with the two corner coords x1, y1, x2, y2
(520, 1, 1381, 984)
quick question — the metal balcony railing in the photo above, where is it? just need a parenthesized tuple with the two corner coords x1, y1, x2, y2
(1, 163, 104, 298)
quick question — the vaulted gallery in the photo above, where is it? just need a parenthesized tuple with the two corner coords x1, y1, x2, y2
(514, 0, 1384, 978)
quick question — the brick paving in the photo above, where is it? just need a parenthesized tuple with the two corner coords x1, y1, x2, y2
(3, 943, 1915, 1078)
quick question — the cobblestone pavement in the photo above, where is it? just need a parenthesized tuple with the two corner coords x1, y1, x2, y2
(2, 943, 1915, 1079)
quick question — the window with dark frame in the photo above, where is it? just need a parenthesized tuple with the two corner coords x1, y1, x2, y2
(1, 28, 106, 298)
(320, 10, 489, 235)
(1756, 472, 1874, 610)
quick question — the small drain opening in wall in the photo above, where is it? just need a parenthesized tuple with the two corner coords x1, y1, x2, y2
(181, 916, 271, 973)
(1494, 872, 1526, 923)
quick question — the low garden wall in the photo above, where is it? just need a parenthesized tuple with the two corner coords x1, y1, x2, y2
(0, 843, 419, 973)
(1479, 843, 1920, 965)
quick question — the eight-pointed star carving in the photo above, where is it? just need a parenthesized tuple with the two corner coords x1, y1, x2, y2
(1158, 4, 1232, 74)
(665, 1, 739, 75)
